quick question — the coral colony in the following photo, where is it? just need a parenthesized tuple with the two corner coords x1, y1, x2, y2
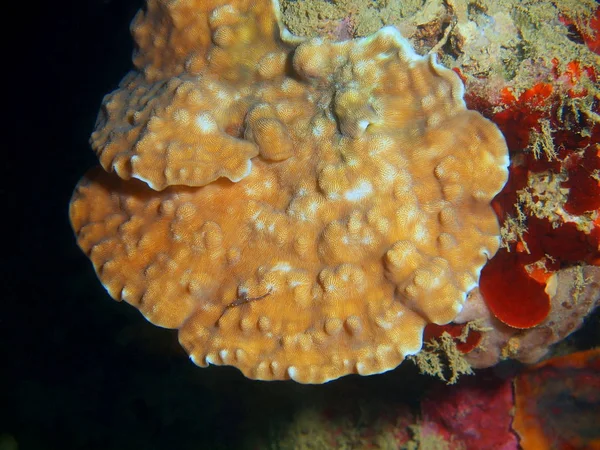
(70, 0, 508, 383)
(71, 0, 599, 387)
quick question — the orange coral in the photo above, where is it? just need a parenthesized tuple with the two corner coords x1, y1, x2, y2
(70, 0, 509, 382)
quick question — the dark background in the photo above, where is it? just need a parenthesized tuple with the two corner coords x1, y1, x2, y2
(2, 1, 598, 449)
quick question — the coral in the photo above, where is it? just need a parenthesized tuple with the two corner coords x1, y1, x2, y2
(70, 0, 508, 382)
(91, 0, 289, 190)
(513, 348, 600, 450)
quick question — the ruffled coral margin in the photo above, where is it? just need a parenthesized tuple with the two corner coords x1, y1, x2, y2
(70, 0, 509, 383)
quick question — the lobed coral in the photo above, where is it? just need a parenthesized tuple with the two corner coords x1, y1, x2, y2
(70, 0, 508, 382)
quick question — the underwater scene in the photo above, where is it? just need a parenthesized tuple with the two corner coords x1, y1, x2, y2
(4, 0, 599, 449)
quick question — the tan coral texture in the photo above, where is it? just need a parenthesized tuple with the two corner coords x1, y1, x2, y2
(70, 0, 509, 383)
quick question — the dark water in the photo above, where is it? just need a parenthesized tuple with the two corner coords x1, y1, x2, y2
(2, 1, 599, 449)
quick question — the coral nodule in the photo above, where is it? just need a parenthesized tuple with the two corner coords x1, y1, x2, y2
(69, 0, 508, 383)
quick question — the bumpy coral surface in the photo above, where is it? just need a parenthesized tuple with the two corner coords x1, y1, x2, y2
(70, 0, 508, 382)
